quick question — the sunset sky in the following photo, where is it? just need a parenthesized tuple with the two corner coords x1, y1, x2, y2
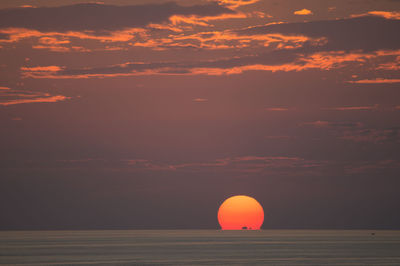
(1, 0, 400, 230)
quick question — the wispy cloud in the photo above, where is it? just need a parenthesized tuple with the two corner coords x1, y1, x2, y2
(377, 58, 400, 71)
(325, 105, 378, 111)
(125, 155, 323, 174)
(131, 29, 320, 51)
(346, 160, 400, 174)
(349, 78, 400, 84)
(0, 87, 70, 106)
(352, 11, 400, 20)
(193, 98, 208, 102)
(12, 156, 400, 178)
(301, 121, 362, 128)
(340, 128, 400, 144)
(0, 95, 69, 106)
(21, 50, 396, 79)
(265, 107, 290, 111)
(216, 0, 260, 9)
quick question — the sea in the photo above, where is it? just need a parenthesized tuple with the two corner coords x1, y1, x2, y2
(1, 230, 400, 265)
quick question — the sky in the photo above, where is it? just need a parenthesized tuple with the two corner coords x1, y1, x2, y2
(0, 0, 400, 230)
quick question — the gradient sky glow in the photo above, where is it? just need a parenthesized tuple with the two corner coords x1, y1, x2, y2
(1, 0, 400, 230)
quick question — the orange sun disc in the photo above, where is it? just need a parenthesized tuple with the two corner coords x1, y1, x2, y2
(218, 195, 264, 230)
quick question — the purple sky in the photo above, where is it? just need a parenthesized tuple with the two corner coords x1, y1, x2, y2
(1, 0, 400, 230)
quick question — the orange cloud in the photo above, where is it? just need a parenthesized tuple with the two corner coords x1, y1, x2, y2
(168, 31, 320, 50)
(169, 12, 247, 27)
(32, 37, 91, 52)
(0, 2, 245, 51)
(0, 87, 70, 106)
(294, 9, 313, 15)
(216, 0, 260, 9)
(368, 11, 400, 20)
(21, 66, 64, 78)
(250, 11, 271, 18)
(21, 49, 400, 79)
(147, 23, 183, 33)
(299, 51, 375, 70)
(0, 4, 267, 52)
(21, 66, 63, 72)
(32, 45, 91, 52)
(39, 37, 70, 45)
(376, 54, 400, 70)
(349, 78, 400, 84)
(189, 51, 377, 75)
(377, 62, 400, 71)
(0, 27, 145, 45)
(352, 11, 400, 20)
(0, 95, 69, 106)
(169, 15, 209, 27)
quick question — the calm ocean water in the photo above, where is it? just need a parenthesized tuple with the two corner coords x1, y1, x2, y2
(1, 230, 400, 265)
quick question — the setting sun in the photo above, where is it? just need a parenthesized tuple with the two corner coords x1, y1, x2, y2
(218, 195, 264, 230)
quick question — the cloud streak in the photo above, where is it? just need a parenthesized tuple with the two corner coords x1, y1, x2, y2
(0, 87, 70, 106)
(349, 78, 400, 84)
(216, 0, 260, 9)
(325, 105, 379, 111)
(340, 128, 400, 144)
(352, 11, 400, 20)
(301, 121, 362, 128)
(124, 155, 324, 174)
(265, 107, 290, 111)
(21, 49, 398, 78)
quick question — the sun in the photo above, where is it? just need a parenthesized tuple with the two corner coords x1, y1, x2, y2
(218, 195, 264, 230)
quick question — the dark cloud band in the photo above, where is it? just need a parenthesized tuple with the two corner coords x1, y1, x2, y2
(0, 2, 234, 32)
